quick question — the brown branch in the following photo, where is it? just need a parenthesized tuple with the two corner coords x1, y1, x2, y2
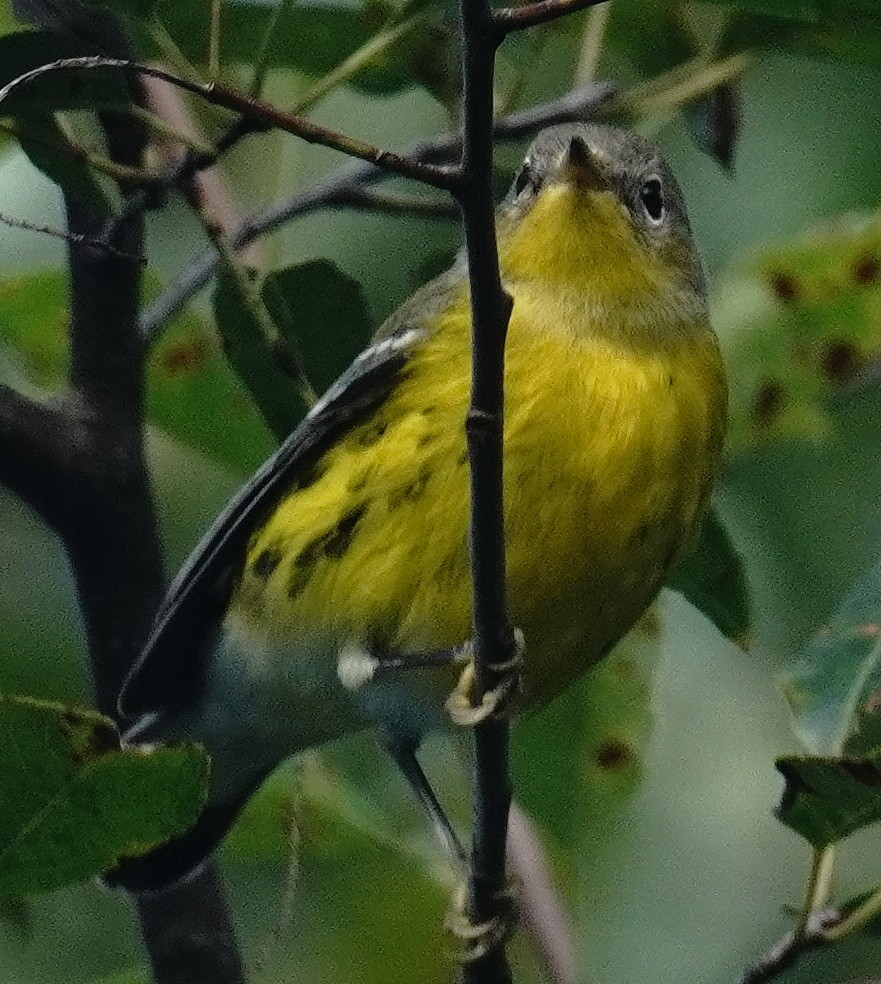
(738, 909, 838, 984)
(0, 56, 459, 193)
(140, 83, 614, 340)
(492, 0, 607, 34)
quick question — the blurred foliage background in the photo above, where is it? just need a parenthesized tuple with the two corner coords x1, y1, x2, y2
(2, 0, 881, 982)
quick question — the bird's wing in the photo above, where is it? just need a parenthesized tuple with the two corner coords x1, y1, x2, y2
(119, 325, 426, 718)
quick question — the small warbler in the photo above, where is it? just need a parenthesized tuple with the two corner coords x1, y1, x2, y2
(111, 123, 727, 892)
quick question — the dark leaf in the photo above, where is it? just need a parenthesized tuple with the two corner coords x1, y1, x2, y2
(776, 751, 881, 848)
(0, 696, 208, 897)
(212, 265, 307, 442)
(262, 260, 374, 397)
(16, 114, 114, 215)
(666, 506, 751, 645)
(685, 82, 742, 172)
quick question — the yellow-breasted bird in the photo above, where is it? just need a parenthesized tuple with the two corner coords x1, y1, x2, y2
(110, 123, 727, 892)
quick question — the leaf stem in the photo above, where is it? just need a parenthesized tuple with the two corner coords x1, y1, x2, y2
(795, 846, 835, 939)
(823, 880, 881, 942)
(293, 13, 427, 115)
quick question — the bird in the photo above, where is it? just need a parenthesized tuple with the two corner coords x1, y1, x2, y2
(108, 122, 728, 893)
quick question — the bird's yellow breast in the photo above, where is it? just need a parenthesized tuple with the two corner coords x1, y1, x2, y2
(231, 261, 726, 709)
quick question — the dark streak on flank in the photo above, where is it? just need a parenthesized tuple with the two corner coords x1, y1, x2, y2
(288, 504, 368, 596)
(252, 547, 282, 580)
(289, 458, 326, 493)
(347, 473, 368, 494)
(323, 505, 367, 559)
(389, 467, 431, 508)
(355, 421, 388, 447)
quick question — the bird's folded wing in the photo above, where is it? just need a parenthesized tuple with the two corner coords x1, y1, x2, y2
(119, 326, 426, 718)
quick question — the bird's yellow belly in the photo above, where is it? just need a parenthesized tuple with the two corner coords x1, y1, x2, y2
(231, 290, 725, 713)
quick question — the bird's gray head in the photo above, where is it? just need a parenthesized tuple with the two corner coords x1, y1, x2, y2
(499, 123, 705, 300)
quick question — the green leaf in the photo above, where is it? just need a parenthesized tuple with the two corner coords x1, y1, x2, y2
(0, 696, 208, 897)
(0, 270, 276, 472)
(148, 302, 277, 471)
(717, 209, 881, 459)
(779, 559, 881, 755)
(720, 9, 881, 66)
(666, 506, 751, 645)
(212, 265, 307, 442)
(262, 260, 375, 397)
(0, 31, 129, 114)
(708, 0, 821, 20)
(15, 115, 114, 215)
(775, 751, 881, 847)
(82, 0, 156, 17)
(156, 2, 415, 95)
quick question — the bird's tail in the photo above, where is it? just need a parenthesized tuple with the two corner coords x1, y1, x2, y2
(104, 704, 278, 894)
(103, 775, 267, 893)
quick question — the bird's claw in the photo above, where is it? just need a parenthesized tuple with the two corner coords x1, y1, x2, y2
(446, 880, 519, 963)
(445, 629, 525, 726)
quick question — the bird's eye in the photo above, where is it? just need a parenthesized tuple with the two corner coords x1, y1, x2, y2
(640, 176, 665, 223)
(514, 163, 533, 196)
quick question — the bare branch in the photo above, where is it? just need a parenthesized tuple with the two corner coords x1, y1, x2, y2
(0, 386, 74, 512)
(0, 209, 144, 261)
(456, 0, 516, 977)
(738, 914, 831, 984)
(140, 84, 613, 340)
(507, 804, 580, 984)
(492, 0, 607, 34)
(0, 56, 459, 192)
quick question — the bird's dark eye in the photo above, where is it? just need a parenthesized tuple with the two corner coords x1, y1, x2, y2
(514, 163, 533, 196)
(640, 176, 664, 223)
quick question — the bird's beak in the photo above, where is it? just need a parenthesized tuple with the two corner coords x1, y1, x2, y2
(562, 136, 610, 192)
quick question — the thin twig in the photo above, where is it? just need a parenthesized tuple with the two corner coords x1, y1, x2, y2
(739, 909, 837, 984)
(140, 83, 614, 339)
(507, 804, 580, 984)
(0, 56, 459, 192)
(492, 0, 607, 35)
(0, 210, 144, 262)
(456, 0, 516, 978)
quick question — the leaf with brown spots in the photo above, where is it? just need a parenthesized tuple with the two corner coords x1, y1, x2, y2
(718, 209, 881, 458)
(780, 559, 881, 756)
(0, 696, 208, 898)
(776, 750, 881, 848)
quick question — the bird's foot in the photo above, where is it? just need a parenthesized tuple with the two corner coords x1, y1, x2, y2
(445, 628, 525, 727)
(446, 880, 519, 963)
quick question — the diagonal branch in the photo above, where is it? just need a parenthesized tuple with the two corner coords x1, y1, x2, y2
(0, 56, 459, 193)
(492, 0, 607, 34)
(140, 83, 614, 341)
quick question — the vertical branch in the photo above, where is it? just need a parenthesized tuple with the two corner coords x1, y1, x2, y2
(6, 3, 247, 982)
(456, 1, 516, 981)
